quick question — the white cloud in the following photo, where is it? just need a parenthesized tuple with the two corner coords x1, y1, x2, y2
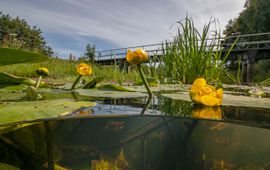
(0, 0, 245, 57)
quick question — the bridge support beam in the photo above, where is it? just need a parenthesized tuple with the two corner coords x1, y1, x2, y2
(241, 51, 256, 84)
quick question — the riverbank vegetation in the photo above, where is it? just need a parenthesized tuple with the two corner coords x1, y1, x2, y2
(0, 12, 54, 56)
(0, 58, 140, 85)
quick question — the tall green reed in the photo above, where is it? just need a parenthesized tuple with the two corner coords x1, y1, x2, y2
(159, 17, 237, 84)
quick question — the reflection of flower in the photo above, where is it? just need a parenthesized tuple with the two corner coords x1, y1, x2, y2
(36, 67, 49, 76)
(192, 107, 222, 120)
(76, 63, 92, 76)
(190, 78, 223, 106)
(126, 48, 148, 65)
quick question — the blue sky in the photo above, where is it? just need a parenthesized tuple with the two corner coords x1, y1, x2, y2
(1, 0, 245, 58)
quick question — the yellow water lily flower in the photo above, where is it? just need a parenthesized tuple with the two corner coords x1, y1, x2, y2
(36, 67, 49, 76)
(126, 48, 148, 65)
(76, 63, 92, 76)
(192, 107, 222, 120)
(190, 78, 223, 106)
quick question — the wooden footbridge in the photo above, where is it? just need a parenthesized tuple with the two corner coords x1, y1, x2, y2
(94, 32, 270, 83)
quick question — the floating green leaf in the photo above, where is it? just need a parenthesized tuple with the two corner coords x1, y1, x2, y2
(83, 76, 104, 89)
(126, 84, 183, 93)
(0, 92, 25, 101)
(162, 92, 270, 109)
(0, 72, 31, 84)
(97, 84, 135, 92)
(0, 99, 96, 125)
(0, 72, 47, 87)
(0, 47, 48, 66)
(0, 84, 27, 93)
(75, 89, 147, 98)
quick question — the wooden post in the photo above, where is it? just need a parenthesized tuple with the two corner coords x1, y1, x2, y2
(242, 51, 257, 84)
(241, 58, 247, 84)
(246, 51, 256, 84)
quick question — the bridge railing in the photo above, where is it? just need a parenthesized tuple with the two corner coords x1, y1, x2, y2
(95, 32, 270, 61)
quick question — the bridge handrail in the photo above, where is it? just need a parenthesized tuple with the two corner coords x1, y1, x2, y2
(96, 32, 270, 53)
(95, 32, 270, 60)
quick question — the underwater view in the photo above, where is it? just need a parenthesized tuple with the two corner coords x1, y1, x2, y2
(1, 0, 270, 169)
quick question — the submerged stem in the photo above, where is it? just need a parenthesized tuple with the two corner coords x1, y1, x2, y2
(137, 64, 153, 97)
(71, 75, 82, 90)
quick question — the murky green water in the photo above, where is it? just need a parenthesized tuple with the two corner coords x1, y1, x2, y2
(0, 89, 270, 169)
(1, 114, 270, 170)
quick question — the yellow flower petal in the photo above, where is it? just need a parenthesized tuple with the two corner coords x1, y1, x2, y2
(216, 88, 223, 99)
(76, 63, 92, 76)
(190, 92, 201, 104)
(200, 95, 222, 106)
(190, 78, 224, 106)
(137, 48, 148, 63)
(36, 67, 49, 76)
(190, 78, 206, 94)
(200, 86, 213, 96)
(126, 48, 148, 65)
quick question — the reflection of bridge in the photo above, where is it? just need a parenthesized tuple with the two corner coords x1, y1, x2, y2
(95, 32, 270, 83)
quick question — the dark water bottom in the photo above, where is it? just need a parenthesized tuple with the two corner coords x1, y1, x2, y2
(1, 115, 270, 170)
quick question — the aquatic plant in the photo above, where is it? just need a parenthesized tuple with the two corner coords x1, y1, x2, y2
(126, 49, 153, 97)
(25, 67, 49, 100)
(70, 63, 92, 90)
(159, 17, 237, 84)
(35, 67, 49, 88)
(190, 78, 223, 106)
(0, 47, 48, 66)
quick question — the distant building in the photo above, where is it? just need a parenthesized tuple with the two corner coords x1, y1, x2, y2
(69, 53, 76, 61)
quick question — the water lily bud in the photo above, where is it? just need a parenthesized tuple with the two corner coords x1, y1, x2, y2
(77, 63, 92, 76)
(190, 78, 223, 106)
(126, 48, 148, 65)
(36, 67, 49, 77)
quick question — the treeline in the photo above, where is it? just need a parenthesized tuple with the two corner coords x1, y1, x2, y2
(224, 0, 270, 35)
(224, 0, 270, 82)
(0, 12, 53, 56)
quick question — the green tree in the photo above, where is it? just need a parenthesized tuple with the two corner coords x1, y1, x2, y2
(0, 12, 54, 56)
(224, 0, 270, 35)
(84, 43, 96, 63)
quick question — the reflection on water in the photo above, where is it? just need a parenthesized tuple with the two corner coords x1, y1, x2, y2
(0, 116, 270, 169)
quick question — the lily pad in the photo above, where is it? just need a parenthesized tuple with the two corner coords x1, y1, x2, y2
(0, 84, 27, 93)
(38, 88, 96, 100)
(97, 84, 135, 92)
(75, 89, 147, 99)
(83, 76, 104, 89)
(0, 99, 96, 125)
(0, 92, 26, 101)
(0, 47, 48, 66)
(0, 72, 47, 87)
(162, 92, 270, 109)
(126, 84, 184, 93)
